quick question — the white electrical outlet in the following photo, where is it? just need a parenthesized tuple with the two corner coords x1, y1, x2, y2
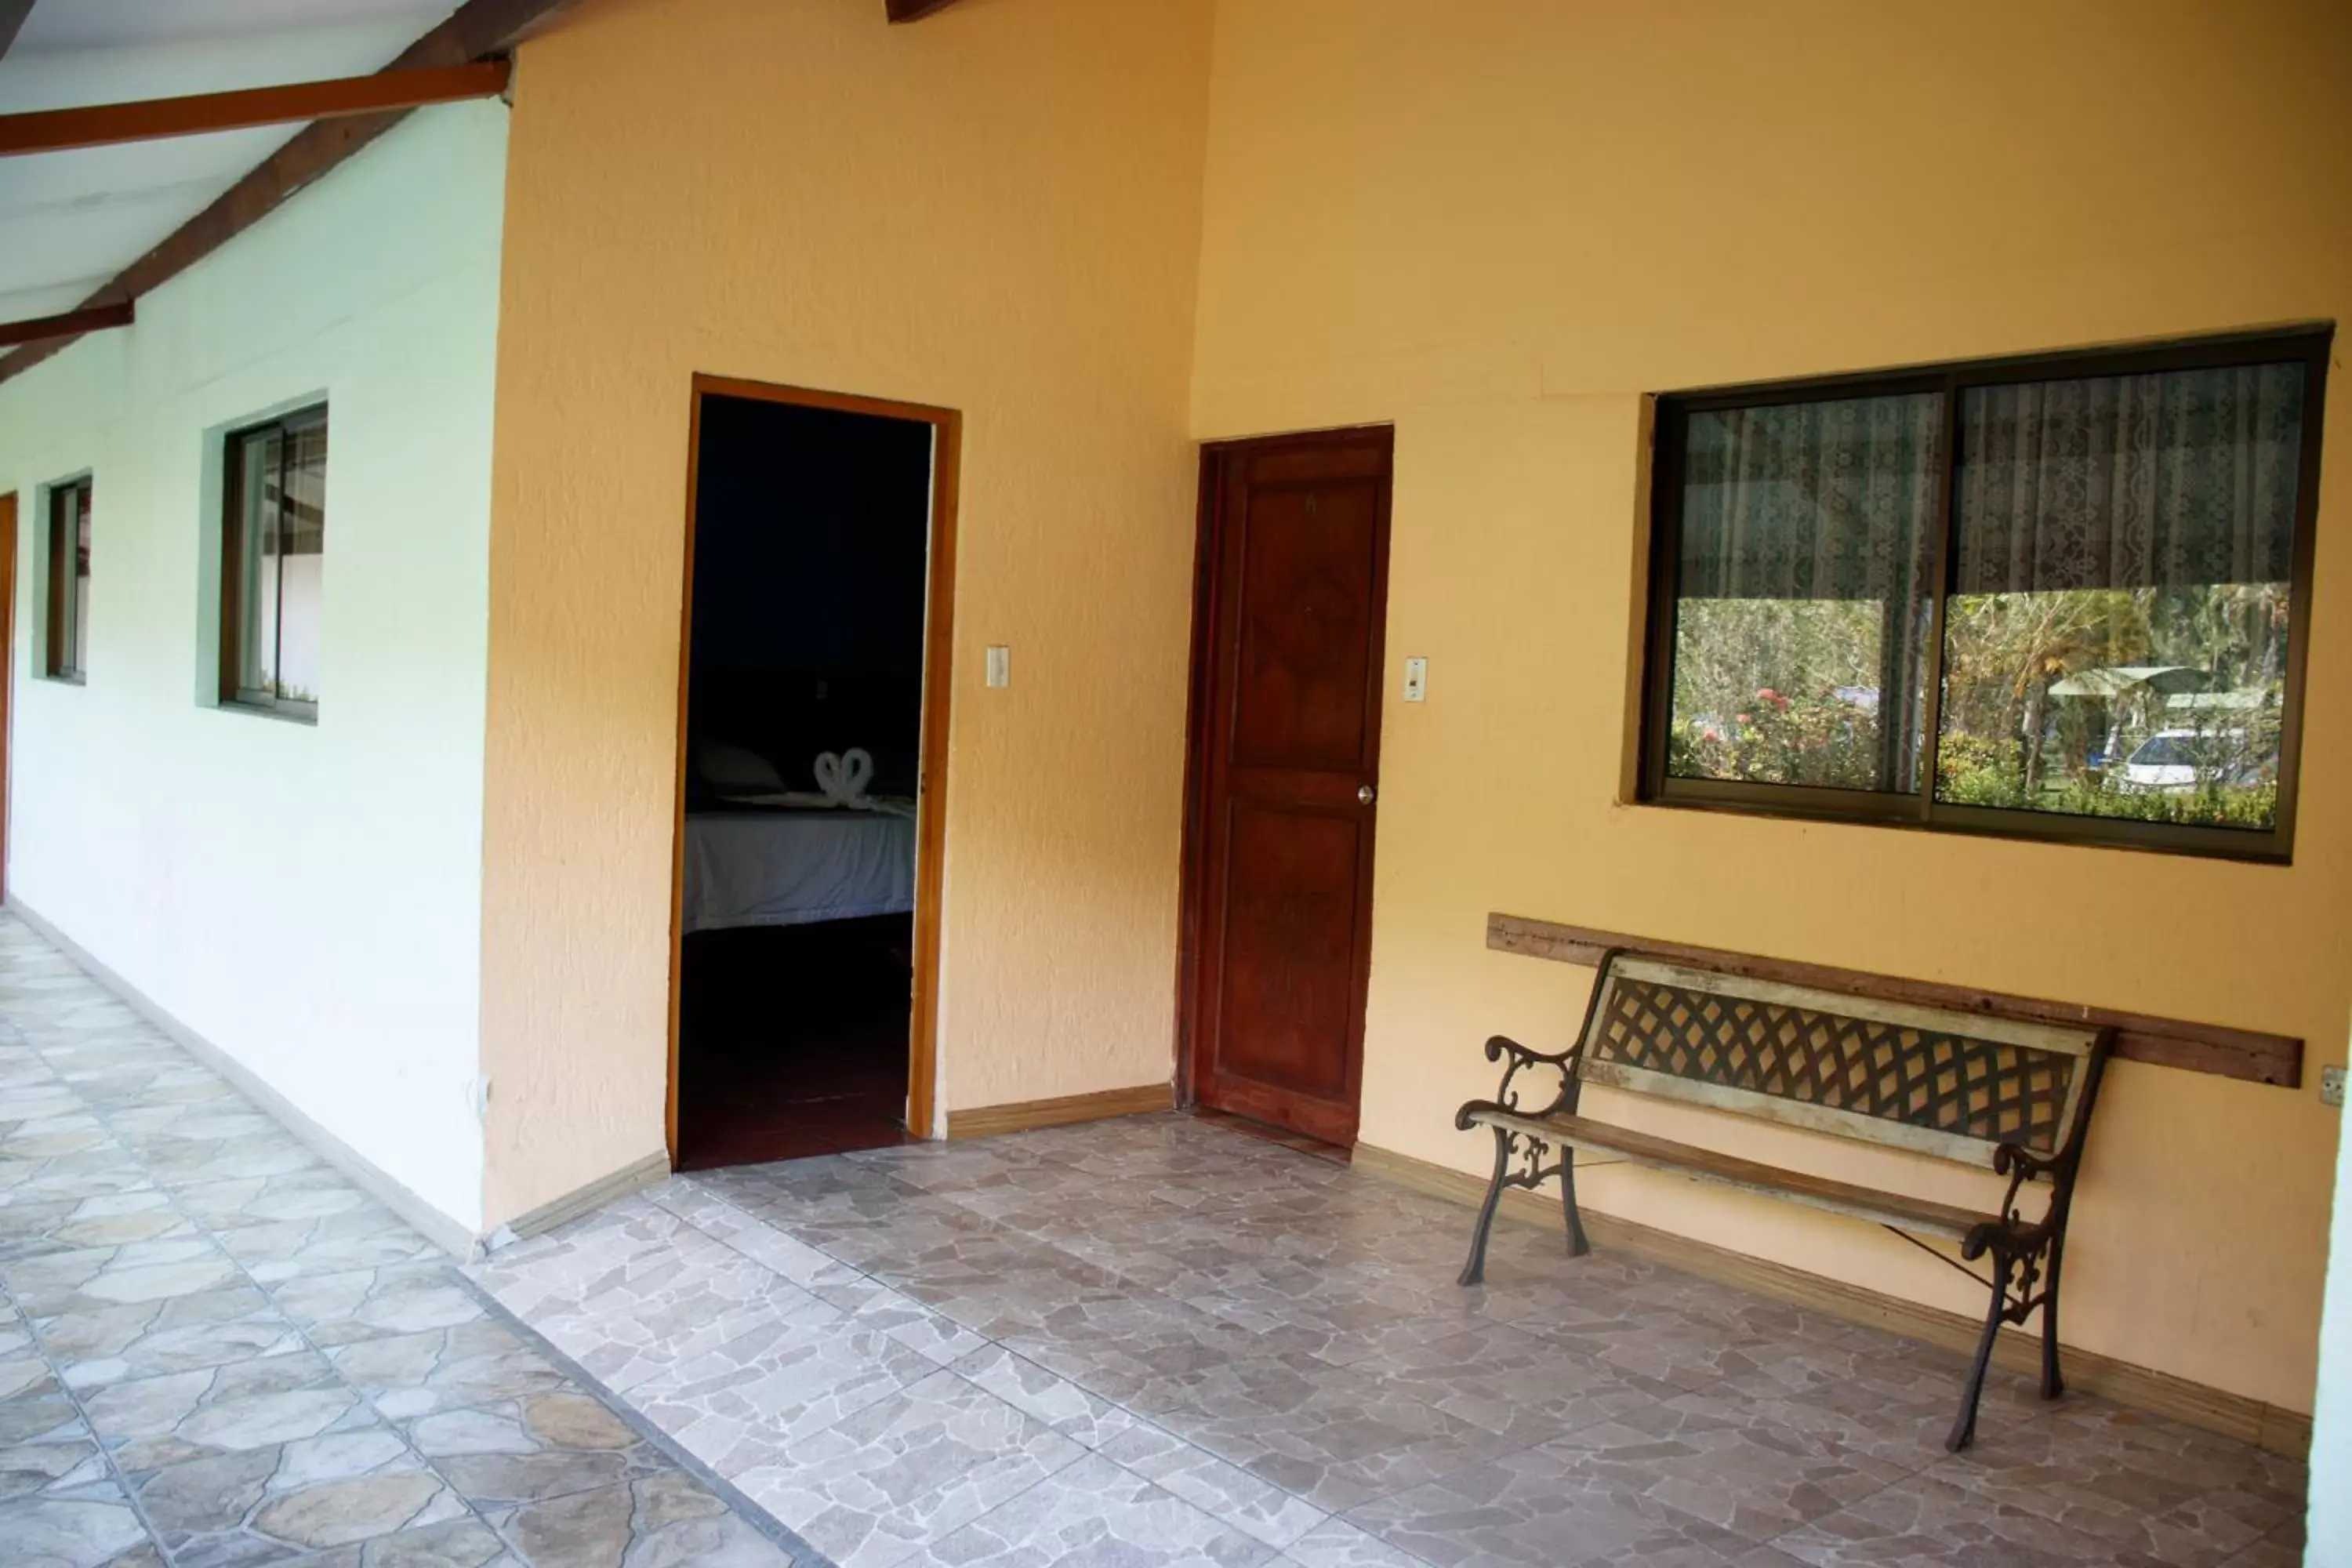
(2322, 1065, 2347, 1109)
(985, 645, 1011, 688)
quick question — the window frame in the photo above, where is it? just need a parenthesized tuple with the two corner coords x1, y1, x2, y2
(42, 477, 92, 684)
(218, 404, 328, 723)
(1638, 326, 2331, 863)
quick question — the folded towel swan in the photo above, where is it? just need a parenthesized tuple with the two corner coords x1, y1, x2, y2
(813, 748, 876, 806)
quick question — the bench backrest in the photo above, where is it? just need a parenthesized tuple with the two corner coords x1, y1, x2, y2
(1575, 955, 2104, 1167)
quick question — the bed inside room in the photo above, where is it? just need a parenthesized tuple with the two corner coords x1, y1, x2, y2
(674, 391, 934, 1169)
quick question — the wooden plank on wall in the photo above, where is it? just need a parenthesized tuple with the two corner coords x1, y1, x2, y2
(946, 1084, 1174, 1142)
(1487, 912, 2303, 1087)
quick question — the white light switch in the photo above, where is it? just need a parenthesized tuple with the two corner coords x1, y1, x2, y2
(1403, 656, 1428, 702)
(985, 645, 1011, 689)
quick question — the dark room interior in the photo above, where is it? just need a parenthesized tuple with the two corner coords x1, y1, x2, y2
(675, 392, 933, 1169)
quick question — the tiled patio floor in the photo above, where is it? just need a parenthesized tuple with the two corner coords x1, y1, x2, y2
(0, 912, 2311, 1568)
(0, 915, 812, 1568)
(477, 1141, 2309, 1564)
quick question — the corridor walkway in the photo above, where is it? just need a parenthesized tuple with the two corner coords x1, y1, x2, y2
(0, 916, 808, 1568)
(0, 913, 2310, 1567)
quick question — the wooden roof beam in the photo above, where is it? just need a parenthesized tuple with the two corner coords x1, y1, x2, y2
(0, 62, 512, 158)
(0, 0, 576, 387)
(0, 300, 133, 349)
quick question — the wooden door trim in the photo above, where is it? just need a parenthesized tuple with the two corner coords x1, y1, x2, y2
(665, 375, 961, 1163)
(0, 492, 13, 903)
(1174, 424, 1395, 1134)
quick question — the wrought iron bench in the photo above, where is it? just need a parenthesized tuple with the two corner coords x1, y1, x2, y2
(1454, 949, 2111, 1450)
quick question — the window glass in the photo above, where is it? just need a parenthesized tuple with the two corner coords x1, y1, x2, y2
(234, 430, 282, 699)
(276, 419, 326, 708)
(1667, 394, 1940, 792)
(1937, 362, 2303, 832)
(72, 484, 90, 675)
(223, 408, 326, 716)
(1644, 332, 2323, 858)
(45, 479, 91, 681)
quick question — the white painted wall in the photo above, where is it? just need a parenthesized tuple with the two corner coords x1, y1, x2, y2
(2312, 1040, 2351, 1565)
(0, 103, 507, 1233)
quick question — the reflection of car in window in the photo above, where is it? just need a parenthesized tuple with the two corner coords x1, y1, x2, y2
(2119, 728, 2254, 792)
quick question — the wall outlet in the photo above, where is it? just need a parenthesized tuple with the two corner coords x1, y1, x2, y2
(2322, 1065, 2347, 1109)
(985, 645, 1011, 688)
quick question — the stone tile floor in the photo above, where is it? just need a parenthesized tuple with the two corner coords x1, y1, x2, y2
(476, 1149, 2310, 1565)
(0, 909, 2311, 1568)
(0, 916, 814, 1568)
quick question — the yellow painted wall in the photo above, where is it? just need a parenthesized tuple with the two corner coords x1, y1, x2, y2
(1189, 0, 2351, 1411)
(482, 0, 2349, 1410)
(478, 0, 1214, 1223)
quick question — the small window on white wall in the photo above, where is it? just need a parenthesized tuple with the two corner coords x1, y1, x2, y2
(44, 477, 92, 682)
(220, 406, 328, 719)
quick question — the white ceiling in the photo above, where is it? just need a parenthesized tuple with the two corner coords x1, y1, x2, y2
(0, 0, 460, 325)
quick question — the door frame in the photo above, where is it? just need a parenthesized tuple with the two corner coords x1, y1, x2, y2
(0, 493, 13, 903)
(1174, 424, 1395, 1135)
(664, 375, 962, 1160)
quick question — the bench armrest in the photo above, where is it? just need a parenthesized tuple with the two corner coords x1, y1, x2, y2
(1454, 1034, 1576, 1127)
(1485, 1033, 1572, 1069)
(1959, 1211, 2053, 1263)
(1991, 1142, 2063, 1180)
(1980, 1138, 2088, 1259)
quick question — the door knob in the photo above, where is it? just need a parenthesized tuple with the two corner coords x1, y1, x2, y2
(1358, 784, 1377, 804)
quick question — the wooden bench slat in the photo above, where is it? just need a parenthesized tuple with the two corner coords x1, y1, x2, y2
(1465, 1107, 1992, 1240)
(1584, 956, 2099, 1165)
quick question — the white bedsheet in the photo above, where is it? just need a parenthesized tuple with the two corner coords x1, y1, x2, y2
(682, 810, 916, 934)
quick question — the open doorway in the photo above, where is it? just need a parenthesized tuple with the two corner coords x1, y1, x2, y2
(668, 377, 957, 1170)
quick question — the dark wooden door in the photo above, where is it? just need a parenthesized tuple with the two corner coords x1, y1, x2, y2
(1184, 428, 1392, 1146)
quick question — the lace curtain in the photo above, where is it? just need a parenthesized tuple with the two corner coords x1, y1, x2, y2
(1675, 364, 2303, 600)
(1956, 361, 2304, 593)
(1676, 394, 1941, 603)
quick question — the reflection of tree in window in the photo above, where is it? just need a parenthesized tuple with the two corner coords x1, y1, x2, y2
(1667, 394, 1940, 793)
(1652, 340, 2317, 852)
(1937, 364, 2302, 831)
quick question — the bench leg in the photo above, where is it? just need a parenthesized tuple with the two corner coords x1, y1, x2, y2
(1560, 1145, 1592, 1258)
(2039, 1235, 2067, 1401)
(1947, 1249, 2015, 1453)
(1457, 1127, 1512, 1287)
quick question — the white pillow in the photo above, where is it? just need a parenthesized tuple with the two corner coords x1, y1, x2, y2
(697, 742, 784, 790)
